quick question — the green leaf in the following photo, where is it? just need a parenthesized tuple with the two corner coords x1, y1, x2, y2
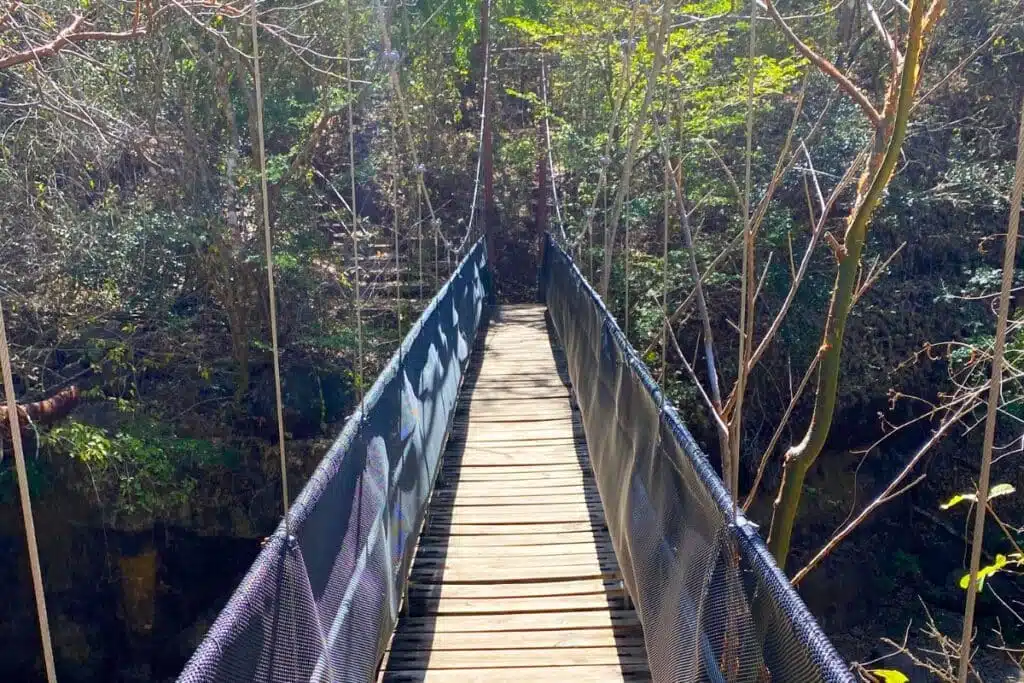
(502, 16, 556, 40)
(940, 492, 977, 509)
(867, 670, 909, 683)
(960, 553, 1011, 591)
(940, 483, 1014, 510)
(989, 483, 1015, 500)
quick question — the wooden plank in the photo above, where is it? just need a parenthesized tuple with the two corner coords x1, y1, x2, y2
(445, 447, 582, 460)
(449, 435, 580, 446)
(435, 474, 589, 485)
(384, 646, 647, 669)
(380, 665, 651, 683)
(436, 479, 595, 491)
(466, 392, 572, 401)
(428, 503, 605, 520)
(414, 543, 613, 559)
(454, 411, 575, 423)
(444, 451, 585, 464)
(439, 464, 587, 477)
(411, 553, 612, 571)
(432, 487, 596, 498)
(387, 628, 643, 651)
(453, 420, 579, 433)
(395, 611, 641, 634)
(430, 493, 603, 506)
(410, 563, 616, 584)
(439, 462, 587, 473)
(458, 398, 572, 410)
(381, 305, 647, 682)
(444, 460, 584, 471)
(417, 530, 609, 547)
(423, 521, 605, 536)
(409, 592, 627, 615)
(438, 467, 590, 479)
(445, 445, 581, 457)
(427, 507, 603, 525)
(435, 483, 596, 496)
(407, 578, 622, 600)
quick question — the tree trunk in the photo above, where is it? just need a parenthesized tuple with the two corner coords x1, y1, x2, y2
(768, 0, 933, 569)
(0, 386, 80, 437)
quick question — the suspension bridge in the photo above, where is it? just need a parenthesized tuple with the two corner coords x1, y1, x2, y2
(176, 235, 853, 683)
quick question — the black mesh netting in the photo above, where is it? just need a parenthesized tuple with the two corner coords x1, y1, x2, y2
(178, 239, 491, 683)
(539, 234, 854, 683)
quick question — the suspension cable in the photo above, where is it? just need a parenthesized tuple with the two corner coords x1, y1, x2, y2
(373, 0, 490, 258)
(574, 10, 638, 254)
(392, 107, 403, 342)
(730, 0, 759, 508)
(251, 0, 291, 533)
(624, 186, 630, 338)
(461, 0, 491, 254)
(346, 0, 364, 405)
(0, 302, 57, 682)
(433, 217, 440, 290)
(662, 154, 670, 385)
(540, 58, 566, 243)
(417, 167, 424, 300)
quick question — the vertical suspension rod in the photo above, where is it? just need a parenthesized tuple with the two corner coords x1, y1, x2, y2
(251, 0, 291, 531)
(0, 302, 57, 682)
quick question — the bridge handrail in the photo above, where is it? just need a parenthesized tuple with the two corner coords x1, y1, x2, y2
(178, 238, 491, 683)
(540, 233, 854, 682)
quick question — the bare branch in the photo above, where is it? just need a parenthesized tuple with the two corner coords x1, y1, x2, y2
(742, 354, 818, 511)
(0, 15, 146, 71)
(665, 319, 730, 439)
(704, 140, 743, 210)
(656, 123, 728, 453)
(791, 394, 981, 585)
(598, 0, 673, 296)
(760, 0, 882, 129)
(866, 0, 902, 69)
(746, 147, 867, 373)
(802, 142, 826, 215)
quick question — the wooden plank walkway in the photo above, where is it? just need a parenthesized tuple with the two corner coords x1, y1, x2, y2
(379, 304, 650, 682)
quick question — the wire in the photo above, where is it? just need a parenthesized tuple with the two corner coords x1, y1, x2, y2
(662, 155, 670, 386)
(540, 59, 566, 243)
(730, 0, 759, 511)
(251, 0, 291, 534)
(345, 0, 364, 406)
(392, 108, 403, 342)
(624, 186, 630, 338)
(417, 168, 424, 300)
(372, 0, 490, 259)
(453, 0, 491, 255)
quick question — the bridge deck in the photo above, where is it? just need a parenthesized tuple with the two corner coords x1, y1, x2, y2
(379, 304, 650, 682)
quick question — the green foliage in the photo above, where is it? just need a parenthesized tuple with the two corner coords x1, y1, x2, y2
(0, 457, 49, 506)
(940, 483, 1015, 510)
(959, 553, 1023, 592)
(44, 417, 236, 521)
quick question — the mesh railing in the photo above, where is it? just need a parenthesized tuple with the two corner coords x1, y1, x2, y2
(540, 233, 854, 683)
(178, 239, 491, 683)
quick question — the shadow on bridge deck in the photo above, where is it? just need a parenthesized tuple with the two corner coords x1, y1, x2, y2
(378, 304, 651, 682)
